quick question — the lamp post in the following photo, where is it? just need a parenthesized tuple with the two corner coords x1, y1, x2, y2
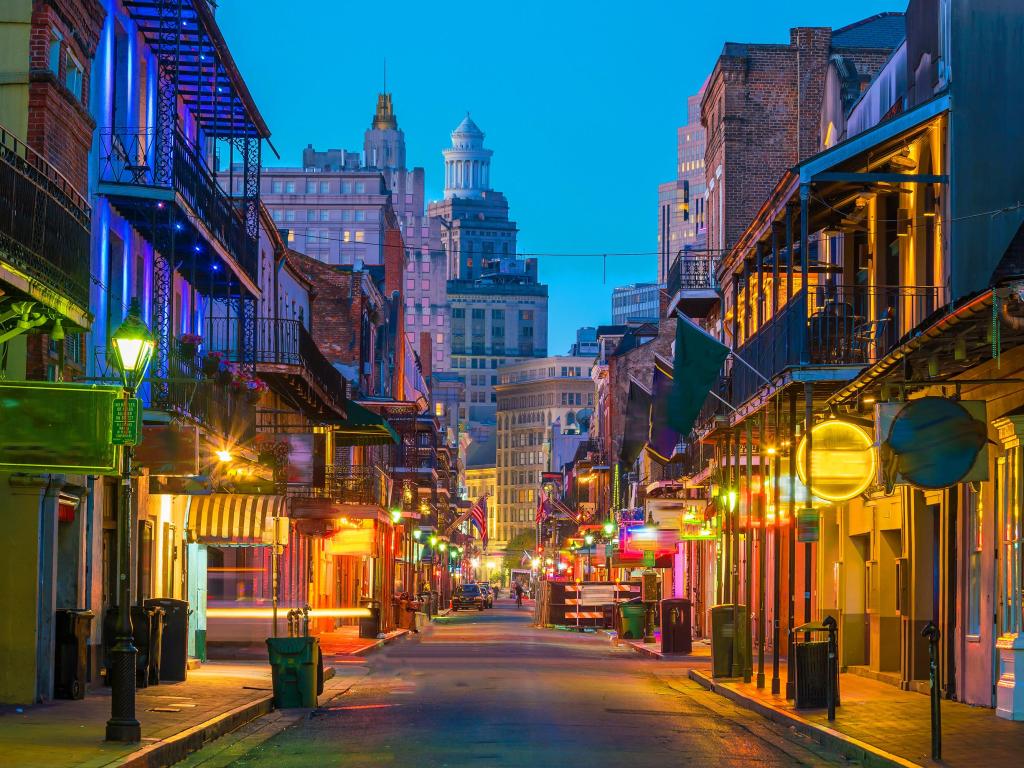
(584, 533, 594, 582)
(106, 299, 154, 743)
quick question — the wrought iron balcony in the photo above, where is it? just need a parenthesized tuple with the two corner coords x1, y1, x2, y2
(151, 345, 256, 444)
(667, 253, 719, 295)
(0, 125, 91, 316)
(206, 317, 345, 419)
(731, 283, 940, 406)
(97, 127, 257, 284)
(286, 464, 390, 509)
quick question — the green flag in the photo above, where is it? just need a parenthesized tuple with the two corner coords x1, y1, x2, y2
(668, 314, 730, 435)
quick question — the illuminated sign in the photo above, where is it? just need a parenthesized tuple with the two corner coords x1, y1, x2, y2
(796, 420, 875, 502)
(622, 525, 678, 554)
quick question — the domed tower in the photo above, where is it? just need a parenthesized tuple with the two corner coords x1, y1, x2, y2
(443, 113, 492, 200)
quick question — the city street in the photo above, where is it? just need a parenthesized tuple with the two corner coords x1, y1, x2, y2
(197, 599, 850, 767)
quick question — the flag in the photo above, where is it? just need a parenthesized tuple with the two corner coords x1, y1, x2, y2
(668, 313, 730, 435)
(536, 485, 549, 523)
(469, 495, 487, 545)
(647, 356, 680, 463)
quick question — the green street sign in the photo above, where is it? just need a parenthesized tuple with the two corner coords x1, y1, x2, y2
(111, 397, 141, 446)
(605, 542, 614, 557)
(643, 550, 655, 568)
(797, 508, 819, 543)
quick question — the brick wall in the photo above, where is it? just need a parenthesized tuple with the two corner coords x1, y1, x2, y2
(27, 0, 103, 194)
(288, 251, 365, 371)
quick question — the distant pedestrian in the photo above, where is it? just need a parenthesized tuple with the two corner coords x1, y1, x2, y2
(514, 581, 524, 608)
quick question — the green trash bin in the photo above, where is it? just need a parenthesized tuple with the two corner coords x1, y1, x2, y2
(710, 604, 749, 678)
(266, 637, 320, 708)
(618, 602, 647, 640)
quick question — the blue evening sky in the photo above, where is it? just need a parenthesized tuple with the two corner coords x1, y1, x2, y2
(218, 0, 899, 353)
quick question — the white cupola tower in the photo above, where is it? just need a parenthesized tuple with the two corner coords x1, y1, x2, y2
(443, 113, 492, 200)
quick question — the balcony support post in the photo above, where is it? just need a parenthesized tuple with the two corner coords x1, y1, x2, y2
(799, 184, 810, 365)
(742, 258, 751, 346)
(803, 380, 813, 629)
(771, 395, 782, 695)
(756, 243, 764, 330)
(772, 223, 779, 319)
(731, 275, 739, 351)
(786, 205, 794, 302)
(786, 387, 797, 700)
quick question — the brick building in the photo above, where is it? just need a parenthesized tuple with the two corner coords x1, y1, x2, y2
(701, 13, 904, 260)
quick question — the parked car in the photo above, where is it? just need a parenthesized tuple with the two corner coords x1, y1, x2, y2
(451, 583, 485, 611)
(479, 582, 494, 608)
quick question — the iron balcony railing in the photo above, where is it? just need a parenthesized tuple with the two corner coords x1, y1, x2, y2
(286, 464, 390, 508)
(151, 346, 256, 444)
(731, 283, 940, 406)
(98, 127, 257, 281)
(667, 253, 719, 296)
(0, 124, 91, 311)
(206, 317, 345, 409)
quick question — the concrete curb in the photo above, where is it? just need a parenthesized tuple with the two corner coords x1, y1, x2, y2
(351, 629, 411, 656)
(118, 695, 273, 768)
(687, 669, 921, 768)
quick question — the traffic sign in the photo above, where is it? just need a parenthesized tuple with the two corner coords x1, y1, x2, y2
(112, 397, 141, 445)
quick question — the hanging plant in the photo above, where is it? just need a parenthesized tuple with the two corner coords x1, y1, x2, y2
(179, 333, 203, 359)
(202, 350, 225, 377)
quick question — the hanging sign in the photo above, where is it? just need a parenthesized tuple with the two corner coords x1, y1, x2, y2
(796, 419, 875, 502)
(643, 550, 656, 568)
(111, 397, 141, 445)
(797, 508, 819, 543)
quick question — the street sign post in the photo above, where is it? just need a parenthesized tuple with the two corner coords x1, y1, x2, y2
(111, 397, 141, 446)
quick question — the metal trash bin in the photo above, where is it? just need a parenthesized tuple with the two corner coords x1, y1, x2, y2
(792, 618, 840, 711)
(266, 636, 319, 708)
(418, 590, 433, 619)
(710, 604, 749, 678)
(54, 609, 94, 699)
(358, 601, 381, 639)
(618, 601, 646, 640)
(144, 598, 188, 682)
(661, 598, 692, 654)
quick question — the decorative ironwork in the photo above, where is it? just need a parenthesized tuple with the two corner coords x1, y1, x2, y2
(152, 234, 172, 403)
(667, 252, 719, 296)
(154, 0, 180, 186)
(286, 464, 390, 508)
(242, 295, 256, 370)
(0, 124, 91, 312)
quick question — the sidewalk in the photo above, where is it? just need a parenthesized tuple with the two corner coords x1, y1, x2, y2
(617, 634, 713, 662)
(689, 665, 1024, 767)
(0, 662, 276, 768)
(317, 626, 410, 657)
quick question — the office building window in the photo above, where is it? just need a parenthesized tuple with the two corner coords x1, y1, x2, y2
(355, 182, 365, 193)
(320, 210, 330, 221)
(286, 182, 296, 193)
(355, 231, 365, 242)
(355, 210, 366, 222)
(320, 181, 330, 193)
(306, 181, 316, 193)
(342, 182, 353, 193)
(272, 180, 283, 193)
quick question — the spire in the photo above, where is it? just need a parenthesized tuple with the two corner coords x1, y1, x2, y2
(372, 92, 397, 130)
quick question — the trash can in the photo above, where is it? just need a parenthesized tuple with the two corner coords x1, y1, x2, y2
(792, 619, 840, 710)
(54, 609, 94, 699)
(144, 598, 188, 682)
(660, 598, 692, 654)
(358, 601, 381, 639)
(618, 601, 646, 640)
(710, 604, 749, 678)
(266, 636, 319, 708)
(147, 606, 165, 685)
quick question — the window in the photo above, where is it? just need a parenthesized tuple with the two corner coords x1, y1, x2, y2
(320, 181, 330, 194)
(355, 210, 366, 222)
(320, 210, 330, 221)
(436, 333, 444, 344)
(967, 485, 983, 637)
(420, 260, 430, 273)
(306, 181, 316, 194)
(421, 279, 430, 291)
(355, 182, 365, 193)
(307, 210, 316, 221)
(343, 231, 351, 242)
(48, 30, 61, 76)
(285, 210, 296, 222)
(342, 182, 353, 194)
(65, 51, 83, 101)
(355, 231, 365, 242)
(286, 182, 296, 193)
(272, 210, 283, 222)
(343, 210, 353, 222)
(406, 278, 416, 291)
(272, 180, 283, 193)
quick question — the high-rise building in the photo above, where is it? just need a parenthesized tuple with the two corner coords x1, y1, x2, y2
(568, 327, 599, 357)
(429, 114, 548, 427)
(254, 94, 449, 371)
(611, 283, 661, 325)
(493, 357, 595, 548)
(658, 83, 708, 284)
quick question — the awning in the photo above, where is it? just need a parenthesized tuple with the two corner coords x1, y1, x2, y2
(187, 494, 284, 545)
(334, 400, 399, 446)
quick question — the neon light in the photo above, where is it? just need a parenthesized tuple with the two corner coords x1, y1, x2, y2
(206, 607, 372, 620)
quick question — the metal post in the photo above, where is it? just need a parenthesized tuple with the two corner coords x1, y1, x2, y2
(786, 388, 797, 700)
(803, 381, 813, 628)
(721, 433, 731, 604)
(744, 419, 753, 684)
(824, 615, 838, 721)
(771, 396, 782, 695)
(106, 391, 140, 742)
(771, 223, 779, 318)
(272, 539, 280, 638)
(731, 427, 741, 678)
(923, 622, 941, 760)
(785, 206, 794, 302)
(757, 412, 766, 689)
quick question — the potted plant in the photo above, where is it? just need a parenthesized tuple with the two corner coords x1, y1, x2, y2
(216, 359, 234, 386)
(244, 376, 270, 404)
(179, 332, 203, 359)
(202, 350, 225, 378)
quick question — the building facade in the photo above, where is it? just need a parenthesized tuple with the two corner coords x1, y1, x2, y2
(611, 283, 661, 325)
(657, 83, 708, 284)
(494, 357, 595, 548)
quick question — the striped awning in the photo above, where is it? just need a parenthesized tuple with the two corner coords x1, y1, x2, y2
(187, 494, 284, 546)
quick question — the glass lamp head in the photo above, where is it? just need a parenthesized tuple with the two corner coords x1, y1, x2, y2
(111, 299, 155, 390)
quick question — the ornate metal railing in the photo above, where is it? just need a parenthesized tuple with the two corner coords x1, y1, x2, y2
(98, 127, 257, 281)
(731, 283, 940, 405)
(286, 464, 390, 508)
(667, 253, 719, 296)
(0, 124, 91, 310)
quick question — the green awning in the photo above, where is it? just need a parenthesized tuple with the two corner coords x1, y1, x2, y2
(334, 400, 399, 446)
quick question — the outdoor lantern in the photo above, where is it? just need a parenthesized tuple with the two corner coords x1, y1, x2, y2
(390, 508, 403, 524)
(584, 533, 594, 546)
(413, 529, 422, 540)
(796, 419, 876, 502)
(110, 299, 155, 391)
(603, 521, 615, 536)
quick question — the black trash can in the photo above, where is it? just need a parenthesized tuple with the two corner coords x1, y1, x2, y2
(54, 609, 94, 699)
(144, 598, 188, 681)
(102, 606, 157, 687)
(358, 602, 381, 639)
(660, 598, 693, 654)
(794, 640, 830, 708)
(710, 604, 749, 678)
(147, 606, 165, 685)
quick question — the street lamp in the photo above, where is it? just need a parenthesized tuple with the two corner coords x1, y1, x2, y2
(107, 299, 154, 743)
(584, 534, 594, 581)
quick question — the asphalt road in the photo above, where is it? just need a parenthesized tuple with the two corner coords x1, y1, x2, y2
(204, 598, 854, 768)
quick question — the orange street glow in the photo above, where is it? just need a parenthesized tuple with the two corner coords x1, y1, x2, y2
(205, 607, 372, 619)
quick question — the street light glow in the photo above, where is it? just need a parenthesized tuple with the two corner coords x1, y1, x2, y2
(216, 449, 233, 463)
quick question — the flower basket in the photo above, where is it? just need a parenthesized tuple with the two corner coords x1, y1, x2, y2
(203, 351, 224, 378)
(216, 366, 233, 386)
(179, 333, 203, 361)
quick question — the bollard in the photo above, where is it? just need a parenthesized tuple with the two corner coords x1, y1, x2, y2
(301, 605, 311, 637)
(823, 616, 837, 722)
(922, 622, 941, 761)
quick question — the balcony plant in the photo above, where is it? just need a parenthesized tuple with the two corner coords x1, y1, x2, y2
(179, 333, 203, 359)
(229, 368, 270, 403)
(203, 350, 226, 378)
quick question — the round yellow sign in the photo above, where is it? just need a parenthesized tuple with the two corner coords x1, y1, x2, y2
(795, 420, 875, 502)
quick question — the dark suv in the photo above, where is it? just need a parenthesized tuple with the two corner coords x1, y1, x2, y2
(451, 583, 485, 611)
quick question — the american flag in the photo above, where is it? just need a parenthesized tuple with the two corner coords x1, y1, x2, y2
(469, 495, 488, 545)
(536, 485, 549, 523)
